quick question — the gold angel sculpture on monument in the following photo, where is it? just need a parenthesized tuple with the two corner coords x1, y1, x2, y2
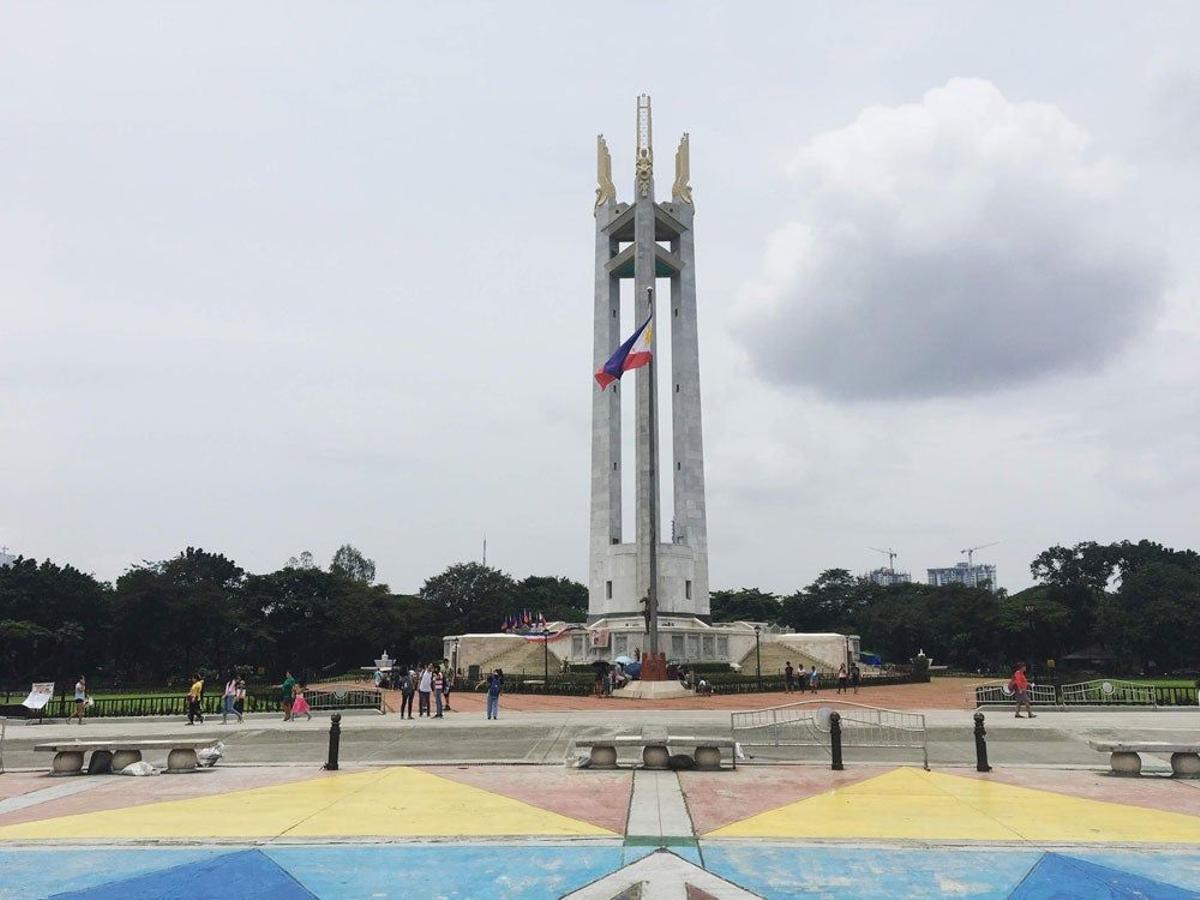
(672, 133, 693, 206)
(595, 135, 617, 209)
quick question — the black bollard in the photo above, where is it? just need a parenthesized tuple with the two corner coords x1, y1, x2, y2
(829, 710, 844, 771)
(324, 713, 342, 771)
(974, 711, 991, 772)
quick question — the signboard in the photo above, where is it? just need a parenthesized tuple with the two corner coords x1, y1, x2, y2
(590, 629, 610, 649)
(22, 682, 55, 710)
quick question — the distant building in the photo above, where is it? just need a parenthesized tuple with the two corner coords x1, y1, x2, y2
(867, 567, 912, 587)
(928, 562, 998, 592)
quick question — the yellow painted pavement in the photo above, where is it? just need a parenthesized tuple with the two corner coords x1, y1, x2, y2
(708, 767, 1200, 844)
(0, 768, 614, 841)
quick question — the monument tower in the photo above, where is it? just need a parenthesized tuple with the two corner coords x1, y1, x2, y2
(589, 95, 710, 627)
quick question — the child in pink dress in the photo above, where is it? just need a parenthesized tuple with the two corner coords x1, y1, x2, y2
(291, 683, 312, 721)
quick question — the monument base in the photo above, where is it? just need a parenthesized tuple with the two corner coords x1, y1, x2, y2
(613, 680, 693, 701)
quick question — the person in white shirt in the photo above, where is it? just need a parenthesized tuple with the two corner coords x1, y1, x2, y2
(417, 664, 433, 717)
(74, 676, 87, 725)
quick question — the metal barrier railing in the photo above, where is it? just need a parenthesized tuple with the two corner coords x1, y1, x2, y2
(972, 682, 1057, 707)
(1060, 679, 1157, 707)
(303, 687, 384, 713)
(731, 699, 927, 768)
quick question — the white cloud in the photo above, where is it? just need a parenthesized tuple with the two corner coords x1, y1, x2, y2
(734, 78, 1165, 401)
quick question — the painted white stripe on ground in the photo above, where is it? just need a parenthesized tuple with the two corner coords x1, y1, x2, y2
(626, 770, 693, 838)
(0, 778, 106, 815)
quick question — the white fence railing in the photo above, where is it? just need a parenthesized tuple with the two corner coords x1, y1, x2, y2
(1060, 679, 1157, 708)
(303, 687, 385, 713)
(972, 682, 1058, 707)
(731, 700, 928, 769)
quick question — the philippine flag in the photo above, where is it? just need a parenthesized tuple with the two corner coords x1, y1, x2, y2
(595, 314, 654, 390)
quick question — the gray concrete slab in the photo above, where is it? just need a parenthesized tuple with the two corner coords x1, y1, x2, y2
(627, 771, 693, 838)
(1, 707, 1194, 772)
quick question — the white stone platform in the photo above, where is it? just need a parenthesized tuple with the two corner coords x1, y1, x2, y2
(613, 680, 694, 700)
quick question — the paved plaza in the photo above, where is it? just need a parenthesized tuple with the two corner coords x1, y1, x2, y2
(2, 684, 1199, 897)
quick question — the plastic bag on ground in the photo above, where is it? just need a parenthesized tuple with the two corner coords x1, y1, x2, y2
(119, 761, 158, 776)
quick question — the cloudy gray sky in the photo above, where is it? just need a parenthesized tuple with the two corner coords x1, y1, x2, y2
(2, 2, 1197, 595)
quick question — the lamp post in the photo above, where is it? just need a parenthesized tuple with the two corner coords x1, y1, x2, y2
(451, 638, 460, 682)
(543, 624, 550, 684)
(754, 625, 762, 689)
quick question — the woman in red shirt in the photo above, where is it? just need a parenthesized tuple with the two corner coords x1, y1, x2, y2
(1011, 663, 1035, 718)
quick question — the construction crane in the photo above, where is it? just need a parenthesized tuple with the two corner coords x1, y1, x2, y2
(961, 542, 999, 567)
(867, 546, 899, 572)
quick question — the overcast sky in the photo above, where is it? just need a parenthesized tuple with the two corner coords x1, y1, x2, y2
(2, 3, 1198, 595)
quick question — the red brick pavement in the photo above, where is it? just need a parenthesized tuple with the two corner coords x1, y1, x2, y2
(360, 677, 985, 713)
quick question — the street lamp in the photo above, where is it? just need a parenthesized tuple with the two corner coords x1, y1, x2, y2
(451, 638, 460, 681)
(754, 625, 762, 689)
(543, 623, 550, 684)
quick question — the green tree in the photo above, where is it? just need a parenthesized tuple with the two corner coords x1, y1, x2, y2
(709, 588, 781, 623)
(330, 544, 376, 585)
(512, 576, 587, 623)
(418, 562, 516, 635)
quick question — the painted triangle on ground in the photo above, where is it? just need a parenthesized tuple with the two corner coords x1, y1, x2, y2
(679, 766, 882, 834)
(562, 848, 762, 900)
(419, 765, 631, 833)
(1009, 852, 1200, 899)
(51, 849, 316, 899)
(706, 767, 1200, 844)
(0, 766, 613, 841)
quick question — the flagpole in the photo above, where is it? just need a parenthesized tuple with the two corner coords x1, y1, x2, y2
(645, 285, 659, 659)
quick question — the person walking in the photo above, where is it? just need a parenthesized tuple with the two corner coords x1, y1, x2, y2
(850, 664, 861, 694)
(417, 664, 433, 717)
(280, 670, 296, 721)
(73, 676, 88, 725)
(399, 668, 415, 719)
(234, 676, 247, 717)
(837, 664, 848, 694)
(1011, 662, 1036, 718)
(479, 668, 503, 720)
(186, 673, 205, 725)
(784, 661, 796, 694)
(432, 667, 445, 718)
(809, 666, 820, 694)
(291, 681, 312, 721)
(222, 674, 243, 724)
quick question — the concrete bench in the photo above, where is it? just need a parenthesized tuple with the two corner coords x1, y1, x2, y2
(572, 734, 737, 770)
(35, 740, 218, 775)
(1088, 740, 1200, 778)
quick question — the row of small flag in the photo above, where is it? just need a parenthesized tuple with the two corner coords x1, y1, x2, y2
(500, 611, 548, 631)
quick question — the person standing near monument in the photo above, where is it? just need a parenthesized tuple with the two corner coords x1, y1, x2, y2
(478, 668, 503, 720)
(432, 666, 445, 718)
(291, 681, 312, 721)
(837, 664, 848, 694)
(417, 663, 433, 717)
(442, 659, 454, 711)
(234, 676, 247, 717)
(784, 661, 796, 694)
(850, 663, 861, 694)
(1011, 662, 1036, 718)
(809, 666, 820, 693)
(399, 668, 415, 719)
(73, 675, 88, 725)
(280, 670, 296, 721)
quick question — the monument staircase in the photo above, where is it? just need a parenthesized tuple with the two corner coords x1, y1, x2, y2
(737, 643, 826, 677)
(477, 640, 552, 676)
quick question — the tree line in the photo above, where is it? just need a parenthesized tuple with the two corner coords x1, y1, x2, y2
(1, 538, 1195, 687)
(0, 545, 586, 687)
(711, 539, 1200, 674)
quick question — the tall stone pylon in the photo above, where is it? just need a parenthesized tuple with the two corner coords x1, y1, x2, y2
(589, 95, 710, 623)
